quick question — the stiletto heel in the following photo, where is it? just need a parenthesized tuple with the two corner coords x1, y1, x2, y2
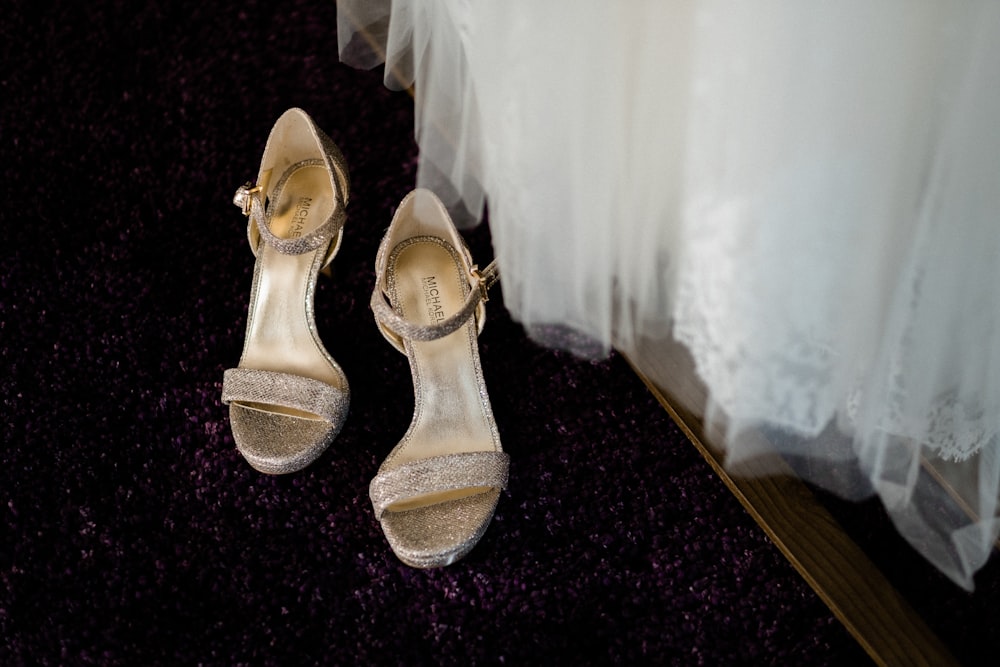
(222, 108, 351, 474)
(369, 188, 508, 568)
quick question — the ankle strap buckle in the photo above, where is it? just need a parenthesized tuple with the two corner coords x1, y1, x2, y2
(469, 260, 499, 303)
(233, 182, 263, 216)
(470, 265, 490, 303)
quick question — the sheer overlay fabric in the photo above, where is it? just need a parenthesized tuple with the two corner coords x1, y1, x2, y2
(337, 0, 1000, 589)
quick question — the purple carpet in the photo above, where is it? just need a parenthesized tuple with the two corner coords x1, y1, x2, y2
(2, 1, 996, 664)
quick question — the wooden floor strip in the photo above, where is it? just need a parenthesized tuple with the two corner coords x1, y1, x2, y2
(621, 336, 958, 667)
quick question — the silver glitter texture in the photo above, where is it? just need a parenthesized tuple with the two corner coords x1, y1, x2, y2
(222, 108, 351, 475)
(370, 451, 510, 519)
(368, 188, 507, 568)
(222, 368, 349, 424)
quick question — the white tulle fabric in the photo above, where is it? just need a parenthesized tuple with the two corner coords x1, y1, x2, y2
(337, 0, 1000, 589)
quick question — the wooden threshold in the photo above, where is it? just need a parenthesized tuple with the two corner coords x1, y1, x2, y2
(620, 334, 959, 667)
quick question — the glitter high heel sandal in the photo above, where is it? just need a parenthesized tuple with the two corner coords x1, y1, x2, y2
(221, 108, 350, 474)
(369, 189, 508, 568)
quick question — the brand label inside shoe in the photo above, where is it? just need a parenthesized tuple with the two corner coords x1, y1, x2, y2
(422, 276, 446, 323)
(289, 196, 313, 238)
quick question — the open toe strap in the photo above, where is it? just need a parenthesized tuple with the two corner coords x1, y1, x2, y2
(222, 368, 348, 424)
(369, 451, 510, 520)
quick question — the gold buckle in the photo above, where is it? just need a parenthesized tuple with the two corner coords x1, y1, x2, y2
(470, 265, 490, 303)
(234, 182, 263, 216)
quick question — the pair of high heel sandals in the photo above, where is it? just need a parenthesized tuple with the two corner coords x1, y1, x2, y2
(221, 109, 508, 568)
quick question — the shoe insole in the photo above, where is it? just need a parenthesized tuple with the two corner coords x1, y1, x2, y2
(240, 164, 346, 418)
(385, 238, 497, 508)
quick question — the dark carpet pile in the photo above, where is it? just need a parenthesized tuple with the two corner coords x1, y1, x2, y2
(2, 1, 996, 664)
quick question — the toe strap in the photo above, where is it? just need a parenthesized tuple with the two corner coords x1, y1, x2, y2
(222, 368, 348, 424)
(370, 451, 510, 519)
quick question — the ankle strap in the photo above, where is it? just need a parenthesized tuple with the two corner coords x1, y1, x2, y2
(371, 258, 499, 353)
(233, 159, 346, 266)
